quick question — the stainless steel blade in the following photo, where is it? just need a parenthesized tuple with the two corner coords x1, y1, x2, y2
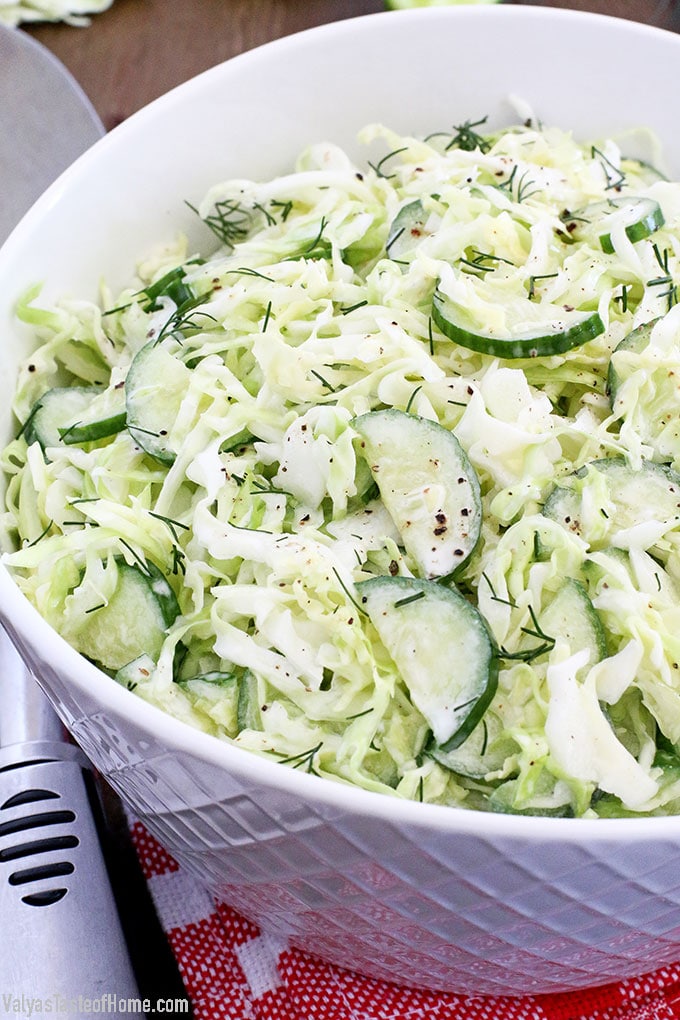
(0, 25, 103, 241)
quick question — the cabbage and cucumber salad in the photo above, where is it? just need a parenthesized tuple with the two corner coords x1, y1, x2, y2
(4, 109, 680, 818)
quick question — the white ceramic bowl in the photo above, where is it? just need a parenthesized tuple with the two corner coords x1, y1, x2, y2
(2, 6, 680, 997)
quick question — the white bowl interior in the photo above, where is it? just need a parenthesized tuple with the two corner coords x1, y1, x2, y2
(3, 0, 680, 830)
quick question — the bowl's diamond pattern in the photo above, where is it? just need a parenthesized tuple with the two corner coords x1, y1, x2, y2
(20, 656, 680, 995)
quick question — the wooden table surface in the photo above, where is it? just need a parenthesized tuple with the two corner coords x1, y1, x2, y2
(20, 0, 680, 1010)
(27, 0, 680, 133)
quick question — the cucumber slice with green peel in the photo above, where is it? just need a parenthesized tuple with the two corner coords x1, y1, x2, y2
(71, 558, 180, 672)
(125, 338, 191, 463)
(538, 578, 607, 679)
(488, 779, 573, 817)
(543, 457, 680, 542)
(178, 671, 240, 733)
(428, 709, 512, 780)
(357, 575, 497, 750)
(237, 670, 262, 731)
(607, 319, 658, 405)
(115, 653, 156, 690)
(560, 197, 665, 253)
(386, 199, 429, 260)
(352, 409, 481, 579)
(432, 283, 605, 360)
(179, 670, 238, 687)
(59, 412, 127, 446)
(24, 386, 126, 451)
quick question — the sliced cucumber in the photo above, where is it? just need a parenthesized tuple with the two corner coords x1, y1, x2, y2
(607, 319, 657, 405)
(178, 671, 240, 734)
(357, 575, 497, 749)
(115, 653, 156, 690)
(24, 386, 126, 451)
(237, 670, 263, 731)
(353, 409, 481, 579)
(488, 779, 573, 817)
(179, 670, 238, 688)
(432, 283, 605, 360)
(386, 199, 429, 261)
(543, 457, 680, 543)
(71, 558, 180, 672)
(428, 709, 511, 780)
(125, 338, 191, 463)
(561, 197, 664, 254)
(538, 578, 606, 679)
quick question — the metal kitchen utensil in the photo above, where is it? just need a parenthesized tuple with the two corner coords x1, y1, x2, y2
(0, 24, 142, 1014)
(0, 25, 104, 241)
(0, 632, 143, 1012)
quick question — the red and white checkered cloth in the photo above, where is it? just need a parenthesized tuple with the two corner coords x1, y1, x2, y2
(130, 820, 680, 1020)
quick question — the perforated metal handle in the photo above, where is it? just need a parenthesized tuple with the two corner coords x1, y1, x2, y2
(0, 628, 142, 1014)
(0, 743, 143, 1013)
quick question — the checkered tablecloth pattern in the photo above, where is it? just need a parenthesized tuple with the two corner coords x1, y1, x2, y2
(129, 821, 680, 1020)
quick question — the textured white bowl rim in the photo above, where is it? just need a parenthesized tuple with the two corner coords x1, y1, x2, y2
(2, 4, 680, 846)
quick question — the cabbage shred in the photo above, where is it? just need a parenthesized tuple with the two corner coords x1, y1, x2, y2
(4, 116, 680, 817)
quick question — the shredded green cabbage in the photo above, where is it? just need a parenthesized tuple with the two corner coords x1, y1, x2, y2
(0, 0, 111, 25)
(5, 111, 680, 817)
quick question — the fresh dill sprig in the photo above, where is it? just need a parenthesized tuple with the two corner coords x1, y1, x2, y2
(394, 591, 426, 609)
(498, 605, 555, 663)
(332, 567, 366, 616)
(228, 521, 274, 535)
(481, 572, 516, 608)
(591, 146, 626, 191)
(251, 478, 293, 497)
(270, 199, 293, 222)
(57, 420, 82, 442)
(171, 545, 186, 576)
(368, 146, 408, 179)
(155, 294, 217, 345)
(459, 249, 515, 276)
(648, 243, 678, 311)
(119, 538, 150, 575)
(149, 511, 190, 541)
(340, 299, 368, 315)
(426, 117, 490, 154)
(289, 217, 331, 261)
(85, 602, 106, 614)
(310, 368, 337, 392)
(252, 201, 276, 227)
(186, 198, 253, 250)
(614, 284, 629, 313)
(345, 707, 374, 721)
(26, 520, 53, 547)
(405, 385, 422, 414)
(128, 423, 162, 439)
(527, 272, 558, 300)
(277, 741, 323, 774)
(498, 165, 540, 203)
(224, 267, 275, 282)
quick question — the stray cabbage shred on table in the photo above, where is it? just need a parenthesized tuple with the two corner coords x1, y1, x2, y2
(4, 111, 680, 819)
